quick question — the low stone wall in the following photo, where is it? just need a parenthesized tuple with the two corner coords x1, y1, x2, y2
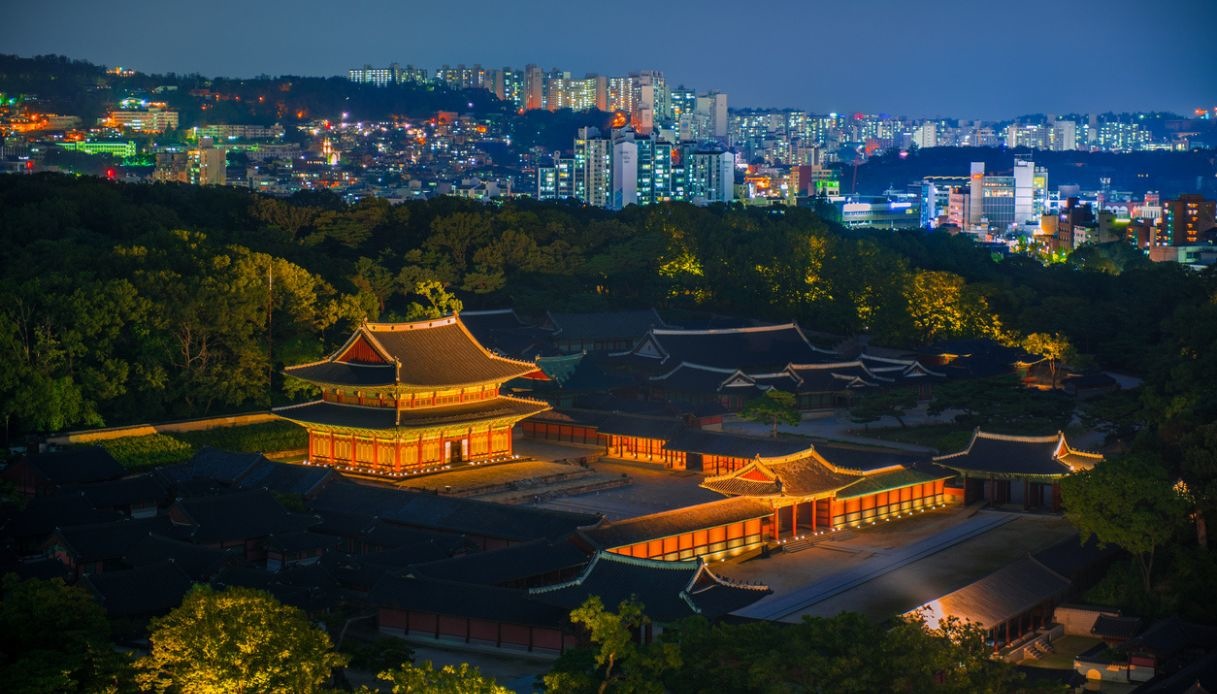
(46, 412, 279, 445)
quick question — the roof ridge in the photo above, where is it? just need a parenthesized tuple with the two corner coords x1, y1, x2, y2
(364, 315, 459, 331)
(650, 323, 799, 336)
(593, 496, 767, 526)
(786, 360, 865, 370)
(273, 399, 325, 412)
(700, 565, 771, 592)
(975, 430, 1062, 443)
(651, 361, 742, 379)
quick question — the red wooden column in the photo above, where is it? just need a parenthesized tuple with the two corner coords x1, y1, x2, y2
(811, 498, 817, 532)
(791, 502, 799, 537)
(771, 508, 780, 541)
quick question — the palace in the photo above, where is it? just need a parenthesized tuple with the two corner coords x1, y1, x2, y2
(276, 316, 550, 476)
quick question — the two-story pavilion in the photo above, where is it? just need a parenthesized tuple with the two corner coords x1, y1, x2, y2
(276, 316, 549, 477)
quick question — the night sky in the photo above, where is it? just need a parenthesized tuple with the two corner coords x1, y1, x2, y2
(4, 0, 1213, 120)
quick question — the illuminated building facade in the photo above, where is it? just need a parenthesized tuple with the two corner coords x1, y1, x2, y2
(277, 315, 549, 477)
(1158, 194, 1216, 246)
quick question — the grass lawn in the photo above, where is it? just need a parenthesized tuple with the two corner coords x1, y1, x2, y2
(88, 421, 307, 471)
(1025, 635, 1102, 670)
(854, 423, 974, 453)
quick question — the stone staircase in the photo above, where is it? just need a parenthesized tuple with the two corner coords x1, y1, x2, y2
(781, 537, 815, 554)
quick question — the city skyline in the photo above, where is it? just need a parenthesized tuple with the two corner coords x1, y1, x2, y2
(4, 0, 1214, 120)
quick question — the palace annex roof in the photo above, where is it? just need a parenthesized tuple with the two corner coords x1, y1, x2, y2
(579, 497, 773, 550)
(622, 323, 839, 371)
(700, 457, 860, 498)
(285, 315, 537, 388)
(274, 396, 548, 432)
(529, 551, 770, 622)
(933, 429, 1103, 479)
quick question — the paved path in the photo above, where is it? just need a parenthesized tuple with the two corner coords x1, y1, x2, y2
(735, 511, 1017, 621)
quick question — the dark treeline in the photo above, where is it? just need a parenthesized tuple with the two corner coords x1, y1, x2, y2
(0, 173, 1213, 440)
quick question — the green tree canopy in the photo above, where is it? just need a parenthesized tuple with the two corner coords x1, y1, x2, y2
(741, 389, 801, 437)
(1061, 453, 1189, 593)
(373, 661, 509, 694)
(544, 595, 681, 694)
(135, 585, 347, 693)
(0, 575, 131, 693)
(1022, 331, 1076, 389)
(849, 386, 918, 429)
(657, 611, 1024, 694)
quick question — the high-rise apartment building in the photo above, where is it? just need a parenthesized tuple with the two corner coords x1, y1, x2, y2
(574, 127, 611, 207)
(687, 149, 734, 203)
(524, 64, 544, 111)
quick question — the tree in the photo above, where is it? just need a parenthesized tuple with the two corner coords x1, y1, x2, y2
(544, 596, 680, 694)
(1061, 453, 1189, 593)
(1022, 332, 1075, 389)
(1179, 422, 1217, 549)
(902, 270, 1002, 345)
(660, 611, 1023, 694)
(740, 389, 801, 437)
(0, 575, 132, 693)
(927, 374, 1072, 432)
(135, 585, 347, 693)
(400, 279, 463, 321)
(374, 661, 509, 694)
(849, 387, 917, 429)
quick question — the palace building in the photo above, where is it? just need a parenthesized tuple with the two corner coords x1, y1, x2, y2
(933, 429, 1103, 511)
(276, 316, 550, 477)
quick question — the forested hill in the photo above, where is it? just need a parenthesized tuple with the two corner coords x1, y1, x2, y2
(0, 173, 1213, 437)
(0, 54, 612, 152)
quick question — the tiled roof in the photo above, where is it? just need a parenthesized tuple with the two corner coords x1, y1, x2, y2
(171, 489, 317, 544)
(370, 573, 569, 627)
(628, 323, 838, 371)
(66, 474, 170, 510)
(283, 361, 397, 386)
(22, 447, 125, 486)
(1092, 614, 1142, 640)
(540, 408, 684, 440)
(701, 458, 859, 498)
(912, 557, 1070, 628)
(51, 516, 178, 563)
(285, 315, 537, 388)
(579, 497, 773, 549)
(123, 534, 234, 581)
(649, 362, 764, 395)
(274, 396, 548, 431)
(835, 468, 952, 500)
(546, 309, 668, 343)
(786, 362, 884, 392)
(412, 538, 591, 586)
(3, 493, 122, 540)
(664, 429, 812, 460)
(366, 316, 537, 386)
(82, 561, 194, 617)
(308, 482, 600, 542)
(934, 430, 1102, 478)
(158, 447, 266, 486)
(529, 552, 769, 622)
(815, 443, 928, 473)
